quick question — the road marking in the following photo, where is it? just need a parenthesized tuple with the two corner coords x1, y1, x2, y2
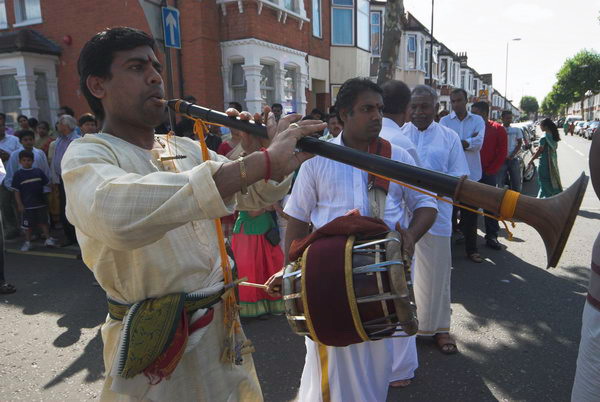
(564, 138, 588, 159)
(6, 248, 80, 259)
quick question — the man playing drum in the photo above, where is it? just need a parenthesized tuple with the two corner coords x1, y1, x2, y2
(267, 78, 438, 401)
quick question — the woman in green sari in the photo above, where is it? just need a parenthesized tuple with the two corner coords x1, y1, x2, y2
(529, 118, 563, 197)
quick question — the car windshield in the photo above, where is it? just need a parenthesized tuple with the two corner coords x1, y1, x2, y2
(590, 122, 600, 128)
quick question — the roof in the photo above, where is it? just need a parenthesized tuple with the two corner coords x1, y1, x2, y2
(404, 12, 430, 34)
(0, 29, 61, 56)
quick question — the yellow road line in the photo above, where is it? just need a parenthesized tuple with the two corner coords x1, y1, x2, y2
(6, 248, 80, 259)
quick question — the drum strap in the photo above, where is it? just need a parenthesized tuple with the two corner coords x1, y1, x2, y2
(367, 138, 392, 220)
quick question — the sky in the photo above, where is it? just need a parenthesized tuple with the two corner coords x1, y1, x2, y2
(404, 0, 600, 107)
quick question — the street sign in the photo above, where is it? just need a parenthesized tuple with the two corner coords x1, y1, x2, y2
(162, 6, 181, 49)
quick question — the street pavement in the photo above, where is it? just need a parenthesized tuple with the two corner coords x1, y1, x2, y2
(0, 129, 597, 401)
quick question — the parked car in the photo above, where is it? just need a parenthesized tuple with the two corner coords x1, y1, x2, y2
(504, 123, 537, 185)
(585, 121, 600, 140)
(575, 121, 588, 136)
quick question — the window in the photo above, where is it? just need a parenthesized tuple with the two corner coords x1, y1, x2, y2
(0, 1, 7, 28)
(460, 70, 465, 89)
(14, 0, 42, 25)
(332, 0, 353, 45)
(260, 63, 275, 107)
(424, 47, 430, 77)
(406, 35, 416, 69)
(356, 0, 369, 50)
(440, 58, 448, 84)
(284, 66, 297, 112)
(370, 11, 381, 56)
(284, 0, 298, 13)
(230, 62, 246, 109)
(419, 37, 425, 70)
(0, 74, 21, 129)
(34, 72, 50, 123)
(312, 0, 321, 37)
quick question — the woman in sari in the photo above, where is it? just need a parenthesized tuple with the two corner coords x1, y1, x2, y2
(231, 208, 284, 318)
(529, 118, 562, 197)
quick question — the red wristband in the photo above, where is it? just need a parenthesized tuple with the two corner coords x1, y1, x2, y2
(260, 147, 271, 182)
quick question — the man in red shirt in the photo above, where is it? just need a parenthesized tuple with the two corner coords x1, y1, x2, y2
(471, 101, 508, 250)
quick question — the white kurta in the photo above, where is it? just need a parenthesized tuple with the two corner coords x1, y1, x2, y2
(400, 122, 469, 335)
(61, 133, 292, 402)
(284, 133, 437, 402)
(439, 111, 485, 181)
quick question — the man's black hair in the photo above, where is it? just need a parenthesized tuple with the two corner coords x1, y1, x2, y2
(334, 78, 382, 123)
(78, 27, 156, 121)
(450, 88, 468, 101)
(0, 113, 6, 120)
(27, 117, 38, 129)
(271, 103, 283, 109)
(381, 80, 411, 115)
(228, 102, 243, 112)
(78, 113, 96, 126)
(59, 106, 75, 116)
(37, 121, 50, 130)
(17, 114, 28, 122)
(16, 130, 35, 141)
(18, 149, 34, 160)
(471, 101, 490, 115)
(501, 110, 513, 117)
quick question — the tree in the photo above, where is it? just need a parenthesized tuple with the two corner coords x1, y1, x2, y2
(554, 49, 600, 117)
(377, 0, 406, 85)
(520, 96, 539, 118)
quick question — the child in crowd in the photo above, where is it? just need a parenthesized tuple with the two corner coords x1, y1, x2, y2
(12, 150, 58, 251)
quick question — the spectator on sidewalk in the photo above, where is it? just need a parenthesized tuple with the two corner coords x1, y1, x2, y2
(440, 88, 486, 263)
(471, 101, 508, 250)
(271, 103, 283, 124)
(17, 115, 31, 131)
(0, 113, 14, 136)
(0, 123, 23, 239)
(0, 158, 15, 294)
(51, 115, 80, 247)
(497, 110, 523, 192)
(34, 121, 55, 155)
(12, 150, 58, 251)
(78, 113, 98, 136)
(5, 130, 51, 192)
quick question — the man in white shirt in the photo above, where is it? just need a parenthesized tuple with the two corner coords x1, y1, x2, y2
(440, 88, 486, 263)
(268, 78, 437, 401)
(497, 110, 524, 192)
(379, 80, 420, 165)
(402, 85, 470, 354)
(0, 123, 23, 238)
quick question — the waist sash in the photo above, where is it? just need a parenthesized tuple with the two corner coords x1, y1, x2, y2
(107, 287, 224, 383)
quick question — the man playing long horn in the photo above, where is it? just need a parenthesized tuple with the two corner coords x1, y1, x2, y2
(62, 27, 326, 401)
(267, 77, 438, 401)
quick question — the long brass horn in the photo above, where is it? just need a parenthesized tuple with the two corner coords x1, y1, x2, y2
(167, 99, 589, 268)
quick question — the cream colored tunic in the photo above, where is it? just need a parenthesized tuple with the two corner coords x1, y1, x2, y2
(61, 133, 292, 401)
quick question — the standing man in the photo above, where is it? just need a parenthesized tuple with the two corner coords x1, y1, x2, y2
(379, 80, 419, 165)
(268, 78, 437, 401)
(0, 123, 22, 238)
(65, 27, 324, 400)
(440, 88, 486, 263)
(51, 115, 80, 247)
(320, 112, 343, 141)
(497, 110, 523, 192)
(402, 85, 469, 354)
(0, 113, 14, 136)
(471, 101, 508, 250)
(271, 103, 283, 123)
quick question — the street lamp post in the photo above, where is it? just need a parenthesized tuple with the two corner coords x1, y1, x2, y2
(504, 37, 522, 110)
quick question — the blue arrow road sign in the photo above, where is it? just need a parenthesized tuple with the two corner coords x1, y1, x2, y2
(162, 7, 181, 49)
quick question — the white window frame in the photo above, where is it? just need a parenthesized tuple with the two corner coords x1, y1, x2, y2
(406, 34, 417, 70)
(331, 0, 354, 46)
(13, 0, 43, 27)
(0, 72, 22, 129)
(230, 61, 247, 110)
(369, 11, 382, 56)
(356, 0, 369, 51)
(260, 62, 276, 108)
(0, 1, 7, 29)
(312, 0, 322, 38)
(424, 47, 430, 78)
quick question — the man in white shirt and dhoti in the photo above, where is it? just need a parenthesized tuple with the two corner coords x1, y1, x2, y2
(63, 27, 326, 401)
(401, 85, 470, 355)
(268, 78, 438, 401)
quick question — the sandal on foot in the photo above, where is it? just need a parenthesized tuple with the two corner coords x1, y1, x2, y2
(434, 333, 458, 355)
(390, 379, 412, 388)
(468, 253, 484, 263)
(0, 282, 16, 294)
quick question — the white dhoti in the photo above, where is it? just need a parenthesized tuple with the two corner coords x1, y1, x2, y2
(389, 336, 418, 382)
(298, 337, 392, 402)
(413, 233, 452, 335)
(572, 301, 600, 402)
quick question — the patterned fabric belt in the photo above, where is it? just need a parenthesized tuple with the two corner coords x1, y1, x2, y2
(588, 262, 600, 312)
(107, 287, 224, 382)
